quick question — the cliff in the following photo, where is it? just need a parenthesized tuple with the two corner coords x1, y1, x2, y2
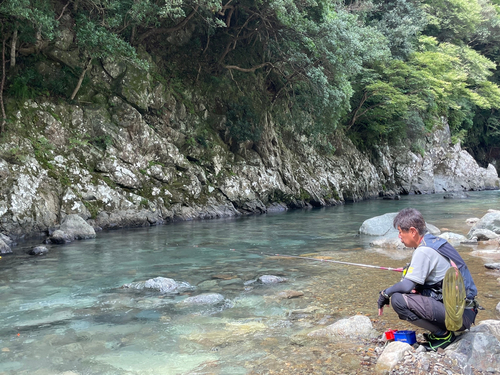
(0, 52, 498, 244)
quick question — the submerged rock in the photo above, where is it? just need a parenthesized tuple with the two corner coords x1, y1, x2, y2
(258, 275, 287, 284)
(443, 192, 469, 199)
(28, 246, 49, 256)
(276, 290, 304, 299)
(466, 217, 480, 226)
(122, 277, 194, 294)
(178, 293, 225, 306)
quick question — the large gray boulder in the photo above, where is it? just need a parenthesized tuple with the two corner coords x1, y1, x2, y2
(48, 214, 96, 243)
(446, 320, 500, 373)
(360, 213, 441, 238)
(60, 214, 96, 239)
(308, 315, 378, 340)
(359, 213, 399, 237)
(438, 232, 468, 246)
(467, 228, 499, 241)
(468, 212, 500, 237)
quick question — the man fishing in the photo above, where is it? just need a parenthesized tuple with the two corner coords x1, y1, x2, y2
(377, 208, 479, 351)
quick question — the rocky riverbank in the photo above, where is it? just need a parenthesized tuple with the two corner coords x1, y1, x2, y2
(358, 209, 500, 374)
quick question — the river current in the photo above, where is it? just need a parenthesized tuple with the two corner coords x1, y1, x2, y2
(1, 191, 500, 374)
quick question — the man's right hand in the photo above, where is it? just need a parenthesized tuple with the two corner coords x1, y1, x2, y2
(377, 290, 390, 310)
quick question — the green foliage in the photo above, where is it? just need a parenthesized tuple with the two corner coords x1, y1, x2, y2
(90, 135, 113, 151)
(0, 0, 58, 39)
(422, 0, 483, 43)
(347, 31, 500, 149)
(75, 14, 148, 69)
(368, 0, 428, 59)
(1, 0, 500, 167)
(226, 96, 262, 143)
(7, 68, 43, 100)
(31, 136, 55, 170)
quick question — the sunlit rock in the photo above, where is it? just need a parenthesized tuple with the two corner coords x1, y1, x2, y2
(438, 232, 467, 246)
(468, 212, 500, 236)
(374, 341, 413, 374)
(466, 217, 480, 226)
(307, 315, 378, 340)
(468, 228, 499, 241)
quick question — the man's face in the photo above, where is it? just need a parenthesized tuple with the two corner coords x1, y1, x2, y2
(397, 226, 419, 248)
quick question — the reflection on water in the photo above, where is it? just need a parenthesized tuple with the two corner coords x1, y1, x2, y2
(0, 191, 499, 374)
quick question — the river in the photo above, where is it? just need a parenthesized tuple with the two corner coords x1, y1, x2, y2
(1, 191, 499, 374)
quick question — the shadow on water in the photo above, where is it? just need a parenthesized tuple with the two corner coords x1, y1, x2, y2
(0, 191, 499, 374)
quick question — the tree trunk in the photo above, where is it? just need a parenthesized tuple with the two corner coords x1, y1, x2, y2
(70, 58, 92, 100)
(10, 28, 17, 68)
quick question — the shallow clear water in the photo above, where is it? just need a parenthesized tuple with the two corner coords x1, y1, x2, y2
(1, 191, 500, 374)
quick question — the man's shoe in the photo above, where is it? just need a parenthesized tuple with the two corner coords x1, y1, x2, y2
(422, 331, 456, 351)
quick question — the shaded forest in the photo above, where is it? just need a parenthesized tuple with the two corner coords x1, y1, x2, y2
(1, 0, 500, 167)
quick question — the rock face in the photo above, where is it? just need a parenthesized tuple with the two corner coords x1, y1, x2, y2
(0, 53, 498, 242)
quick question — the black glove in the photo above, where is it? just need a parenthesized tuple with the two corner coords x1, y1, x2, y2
(378, 290, 390, 309)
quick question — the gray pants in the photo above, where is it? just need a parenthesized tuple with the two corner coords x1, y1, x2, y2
(391, 293, 476, 333)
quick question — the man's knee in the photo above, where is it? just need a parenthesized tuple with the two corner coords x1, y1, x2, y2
(391, 293, 419, 321)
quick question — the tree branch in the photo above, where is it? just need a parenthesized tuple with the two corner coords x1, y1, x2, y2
(10, 28, 17, 68)
(223, 62, 272, 72)
(56, 0, 72, 21)
(136, 6, 199, 44)
(70, 57, 92, 100)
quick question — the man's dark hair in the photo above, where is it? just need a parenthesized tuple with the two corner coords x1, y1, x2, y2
(393, 208, 427, 235)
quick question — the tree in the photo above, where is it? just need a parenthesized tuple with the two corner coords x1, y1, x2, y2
(368, 0, 428, 59)
(422, 0, 483, 43)
(346, 35, 500, 147)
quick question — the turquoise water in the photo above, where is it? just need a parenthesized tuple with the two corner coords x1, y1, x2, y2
(1, 191, 499, 374)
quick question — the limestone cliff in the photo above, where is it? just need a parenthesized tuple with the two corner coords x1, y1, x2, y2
(0, 53, 498, 243)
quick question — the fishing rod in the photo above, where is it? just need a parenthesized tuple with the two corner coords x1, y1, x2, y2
(235, 249, 404, 272)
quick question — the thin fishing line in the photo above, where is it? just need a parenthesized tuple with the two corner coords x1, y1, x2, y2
(231, 249, 403, 272)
